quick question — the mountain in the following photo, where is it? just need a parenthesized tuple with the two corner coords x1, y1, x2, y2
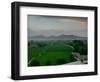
(29, 34, 87, 41)
(32, 35, 46, 38)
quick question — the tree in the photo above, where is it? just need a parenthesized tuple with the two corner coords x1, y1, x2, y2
(78, 46, 87, 55)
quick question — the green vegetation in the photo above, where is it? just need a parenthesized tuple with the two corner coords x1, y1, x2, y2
(28, 40, 87, 66)
(68, 40, 87, 55)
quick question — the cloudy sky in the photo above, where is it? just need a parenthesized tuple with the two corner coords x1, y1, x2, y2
(28, 15, 87, 37)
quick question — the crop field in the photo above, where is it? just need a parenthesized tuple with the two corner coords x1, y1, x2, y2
(28, 40, 78, 66)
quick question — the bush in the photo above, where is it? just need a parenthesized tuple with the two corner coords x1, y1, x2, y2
(69, 40, 87, 55)
(70, 54, 76, 62)
(78, 46, 87, 55)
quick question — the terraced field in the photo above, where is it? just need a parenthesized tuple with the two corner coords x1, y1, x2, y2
(28, 41, 76, 66)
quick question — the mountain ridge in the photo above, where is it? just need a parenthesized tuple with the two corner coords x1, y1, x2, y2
(29, 34, 87, 41)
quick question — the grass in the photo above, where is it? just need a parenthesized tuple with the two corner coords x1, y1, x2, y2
(28, 41, 76, 66)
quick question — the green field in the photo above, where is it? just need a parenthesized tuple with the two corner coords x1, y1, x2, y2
(28, 41, 77, 66)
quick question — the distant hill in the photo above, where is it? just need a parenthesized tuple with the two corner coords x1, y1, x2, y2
(29, 34, 87, 41)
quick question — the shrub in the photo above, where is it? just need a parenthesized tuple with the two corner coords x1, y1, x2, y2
(78, 46, 87, 55)
(70, 54, 76, 62)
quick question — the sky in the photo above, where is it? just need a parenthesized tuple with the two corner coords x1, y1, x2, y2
(28, 15, 87, 37)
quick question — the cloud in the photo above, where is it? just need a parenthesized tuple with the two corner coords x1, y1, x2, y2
(60, 17, 87, 28)
(28, 15, 87, 37)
